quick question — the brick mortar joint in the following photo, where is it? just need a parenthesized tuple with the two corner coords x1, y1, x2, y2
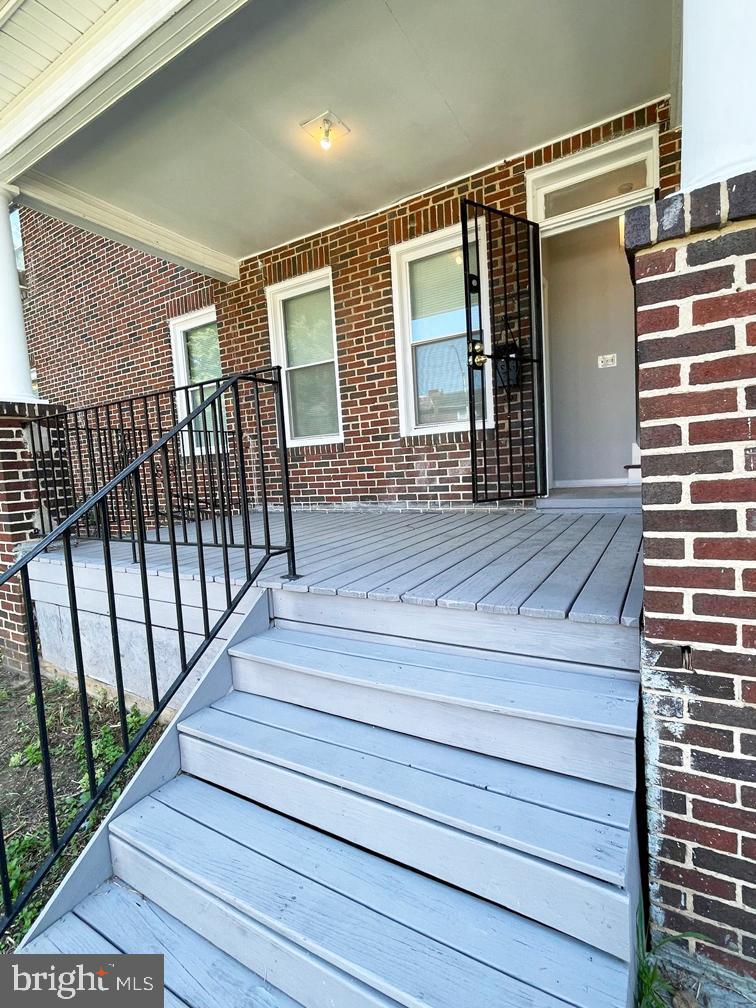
(626, 167, 756, 253)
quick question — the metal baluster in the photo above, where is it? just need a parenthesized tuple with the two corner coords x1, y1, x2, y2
(232, 382, 252, 580)
(0, 814, 13, 918)
(71, 416, 88, 539)
(161, 445, 187, 673)
(217, 382, 236, 547)
(252, 380, 271, 557)
(99, 502, 129, 749)
(143, 394, 160, 542)
(210, 394, 232, 607)
(131, 469, 160, 709)
(169, 392, 189, 544)
(514, 218, 526, 496)
(197, 383, 219, 545)
(273, 370, 297, 578)
(183, 388, 210, 635)
(20, 568, 58, 850)
(62, 531, 97, 797)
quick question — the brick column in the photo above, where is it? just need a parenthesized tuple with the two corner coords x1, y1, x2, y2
(626, 173, 756, 999)
(0, 401, 62, 675)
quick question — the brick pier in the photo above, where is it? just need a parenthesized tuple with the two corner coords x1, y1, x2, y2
(627, 171, 756, 997)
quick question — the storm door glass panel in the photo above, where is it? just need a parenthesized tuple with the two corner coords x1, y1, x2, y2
(184, 321, 223, 448)
(282, 287, 339, 439)
(408, 247, 482, 426)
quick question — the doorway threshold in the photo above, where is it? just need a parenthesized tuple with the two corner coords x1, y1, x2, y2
(537, 485, 641, 511)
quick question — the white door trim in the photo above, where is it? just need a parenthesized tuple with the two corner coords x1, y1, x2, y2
(528, 130, 658, 492)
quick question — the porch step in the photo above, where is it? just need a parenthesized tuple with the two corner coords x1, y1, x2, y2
(108, 775, 632, 1008)
(178, 691, 636, 955)
(228, 626, 639, 788)
(20, 878, 299, 1008)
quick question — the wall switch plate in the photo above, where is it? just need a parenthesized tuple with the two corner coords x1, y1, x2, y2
(598, 353, 617, 369)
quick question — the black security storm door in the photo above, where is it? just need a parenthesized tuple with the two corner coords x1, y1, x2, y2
(461, 198, 547, 501)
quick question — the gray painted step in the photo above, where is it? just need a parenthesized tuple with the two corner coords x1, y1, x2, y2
(178, 694, 634, 954)
(228, 627, 638, 788)
(109, 776, 631, 1007)
(21, 879, 300, 1008)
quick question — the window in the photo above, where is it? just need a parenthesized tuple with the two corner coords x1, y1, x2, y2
(391, 224, 490, 436)
(526, 127, 659, 237)
(169, 306, 223, 448)
(266, 268, 342, 446)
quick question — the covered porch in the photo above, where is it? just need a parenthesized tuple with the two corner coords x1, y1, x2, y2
(31, 505, 643, 627)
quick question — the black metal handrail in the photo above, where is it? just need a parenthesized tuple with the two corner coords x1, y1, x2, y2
(0, 368, 296, 936)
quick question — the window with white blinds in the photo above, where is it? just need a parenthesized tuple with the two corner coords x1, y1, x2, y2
(391, 225, 488, 436)
(267, 269, 342, 445)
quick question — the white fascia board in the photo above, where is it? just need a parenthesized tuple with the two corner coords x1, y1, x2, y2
(0, 0, 250, 181)
(17, 171, 239, 282)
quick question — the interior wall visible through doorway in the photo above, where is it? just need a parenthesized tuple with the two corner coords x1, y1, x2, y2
(542, 216, 637, 486)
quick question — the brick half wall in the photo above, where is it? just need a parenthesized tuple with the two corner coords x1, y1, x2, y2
(627, 174, 756, 996)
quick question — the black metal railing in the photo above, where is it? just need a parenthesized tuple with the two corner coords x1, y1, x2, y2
(29, 376, 282, 553)
(0, 368, 295, 935)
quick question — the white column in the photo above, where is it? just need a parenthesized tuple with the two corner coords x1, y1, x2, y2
(681, 0, 756, 190)
(0, 185, 38, 403)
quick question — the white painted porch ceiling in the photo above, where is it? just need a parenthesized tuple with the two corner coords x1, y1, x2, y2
(0, 0, 118, 111)
(14, 0, 674, 261)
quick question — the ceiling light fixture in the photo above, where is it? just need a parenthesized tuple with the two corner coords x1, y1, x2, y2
(300, 110, 350, 152)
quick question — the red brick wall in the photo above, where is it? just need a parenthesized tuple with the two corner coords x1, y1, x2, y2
(22, 99, 679, 506)
(628, 179, 756, 985)
(0, 402, 63, 673)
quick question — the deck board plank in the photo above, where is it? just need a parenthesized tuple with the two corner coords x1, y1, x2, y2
(570, 515, 643, 625)
(477, 515, 603, 615)
(621, 550, 644, 628)
(519, 514, 625, 619)
(64, 507, 642, 626)
(436, 514, 577, 610)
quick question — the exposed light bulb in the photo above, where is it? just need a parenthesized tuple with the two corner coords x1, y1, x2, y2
(320, 119, 332, 151)
(454, 253, 463, 266)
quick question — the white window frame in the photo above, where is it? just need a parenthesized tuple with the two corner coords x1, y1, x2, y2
(526, 126, 659, 238)
(169, 305, 221, 392)
(266, 267, 343, 448)
(390, 222, 493, 438)
(169, 305, 223, 455)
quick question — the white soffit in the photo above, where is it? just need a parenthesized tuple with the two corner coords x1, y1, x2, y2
(10, 0, 674, 263)
(0, 0, 119, 115)
(0, 0, 251, 179)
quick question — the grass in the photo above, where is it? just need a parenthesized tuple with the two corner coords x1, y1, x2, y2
(635, 907, 705, 1007)
(0, 664, 162, 952)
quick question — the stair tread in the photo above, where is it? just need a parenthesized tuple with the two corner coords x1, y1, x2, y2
(22, 880, 300, 1008)
(110, 776, 629, 1008)
(207, 691, 634, 826)
(229, 627, 637, 736)
(180, 692, 631, 884)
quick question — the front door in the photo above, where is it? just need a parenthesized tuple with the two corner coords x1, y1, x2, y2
(461, 198, 547, 502)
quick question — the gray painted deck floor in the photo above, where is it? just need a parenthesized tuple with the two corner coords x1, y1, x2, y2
(64, 508, 643, 627)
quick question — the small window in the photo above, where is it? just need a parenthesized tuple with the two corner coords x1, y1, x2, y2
(391, 225, 490, 437)
(543, 160, 649, 219)
(169, 307, 223, 447)
(266, 269, 342, 446)
(526, 126, 659, 237)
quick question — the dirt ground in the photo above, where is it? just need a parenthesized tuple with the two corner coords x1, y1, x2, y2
(0, 662, 162, 951)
